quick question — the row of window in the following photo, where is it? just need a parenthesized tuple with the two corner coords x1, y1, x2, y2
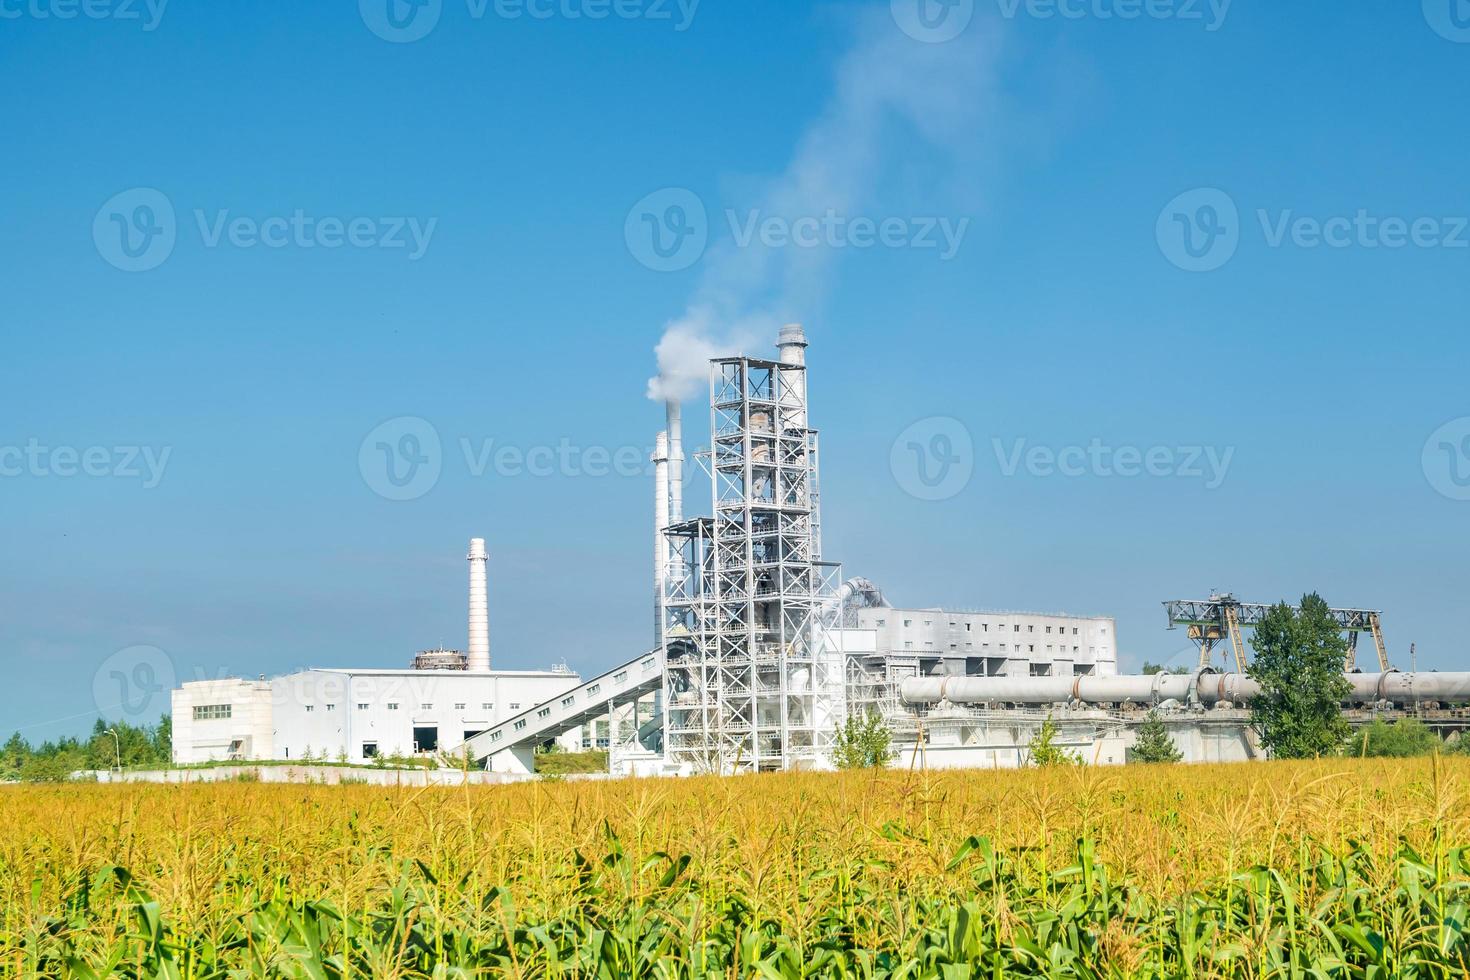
(193, 704, 232, 720)
(879, 618, 1098, 637)
(302, 701, 522, 713)
(899, 640, 1110, 657)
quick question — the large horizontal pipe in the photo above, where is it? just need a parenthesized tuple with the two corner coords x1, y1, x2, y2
(900, 671, 1470, 708)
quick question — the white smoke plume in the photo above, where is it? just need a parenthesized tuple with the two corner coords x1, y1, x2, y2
(647, 4, 1003, 401)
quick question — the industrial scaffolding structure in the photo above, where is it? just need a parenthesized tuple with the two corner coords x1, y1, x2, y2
(661, 333, 847, 773)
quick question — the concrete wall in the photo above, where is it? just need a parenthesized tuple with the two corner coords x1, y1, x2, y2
(90, 766, 613, 786)
(896, 708, 1254, 770)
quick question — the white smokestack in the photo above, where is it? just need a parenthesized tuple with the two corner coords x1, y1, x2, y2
(467, 538, 490, 672)
(652, 432, 670, 649)
(665, 399, 684, 525)
(777, 322, 808, 366)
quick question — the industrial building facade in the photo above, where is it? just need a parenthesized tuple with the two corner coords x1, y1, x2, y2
(172, 667, 582, 765)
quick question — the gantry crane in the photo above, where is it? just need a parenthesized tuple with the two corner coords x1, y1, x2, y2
(1163, 593, 1391, 672)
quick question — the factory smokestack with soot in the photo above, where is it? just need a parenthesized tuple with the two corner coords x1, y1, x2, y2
(467, 537, 490, 671)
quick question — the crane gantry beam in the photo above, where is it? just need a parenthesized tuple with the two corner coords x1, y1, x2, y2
(1163, 594, 1392, 672)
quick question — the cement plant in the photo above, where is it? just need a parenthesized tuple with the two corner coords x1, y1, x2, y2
(171, 324, 1470, 775)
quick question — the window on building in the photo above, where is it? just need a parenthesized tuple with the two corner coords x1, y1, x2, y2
(1029, 644, 1035, 653)
(965, 623, 971, 632)
(357, 703, 369, 710)
(1013, 625, 1020, 632)
(454, 703, 466, 710)
(192, 704, 232, 721)
(924, 620, 932, 626)
(903, 619, 912, 627)
(482, 702, 493, 710)
(420, 703, 433, 710)
(538, 707, 551, 720)
(361, 742, 378, 758)
(1046, 626, 1052, 634)
(587, 684, 599, 696)
(561, 696, 575, 708)
(904, 641, 914, 649)
(513, 719, 527, 731)
(1073, 627, 1079, 635)
(510, 702, 520, 710)
(412, 727, 439, 752)
(464, 729, 488, 743)
(614, 671, 628, 683)
(388, 702, 400, 710)
(305, 705, 314, 713)
(1027, 625, 1034, 633)
(876, 619, 886, 627)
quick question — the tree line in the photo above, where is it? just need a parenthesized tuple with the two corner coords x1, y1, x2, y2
(1, 717, 172, 782)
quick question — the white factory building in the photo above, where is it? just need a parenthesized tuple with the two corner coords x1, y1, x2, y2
(857, 608, 1117, 680)
(172, 667, 583, 766)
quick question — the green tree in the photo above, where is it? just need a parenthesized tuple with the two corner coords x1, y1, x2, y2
(1142, 662, 1189, 676)
(1348, 719, 1442, 758)
(1130, 711, 1183, 763)
(1248, 594, 1351, 759)
(1026, 717, 1079, 767)
(833, 710, 893, 770)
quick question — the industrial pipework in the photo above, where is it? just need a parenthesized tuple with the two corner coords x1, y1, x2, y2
(900, 671, 1470, 708)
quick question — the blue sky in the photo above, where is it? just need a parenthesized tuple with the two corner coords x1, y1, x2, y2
(3, 0, 1468, 741)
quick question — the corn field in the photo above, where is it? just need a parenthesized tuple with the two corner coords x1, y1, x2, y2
(4, 758, 1470, 977)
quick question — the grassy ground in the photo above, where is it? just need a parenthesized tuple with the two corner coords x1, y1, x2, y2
(534, 749, 609, 776)
(3, 758, 1468, 976)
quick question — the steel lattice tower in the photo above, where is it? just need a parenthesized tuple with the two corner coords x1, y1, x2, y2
(662, 345, 843, 773)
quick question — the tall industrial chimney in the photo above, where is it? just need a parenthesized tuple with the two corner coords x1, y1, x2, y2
(777, 322, 808, 367)
(777, 323, 819, 558)
(652, 431, 670, 648)
(665, 399, 684, 525)
(467, 538, 490, 671)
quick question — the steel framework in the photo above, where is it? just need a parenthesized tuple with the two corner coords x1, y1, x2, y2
(1164, 594, 1391, 671)
(661, 357, 843, 772)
